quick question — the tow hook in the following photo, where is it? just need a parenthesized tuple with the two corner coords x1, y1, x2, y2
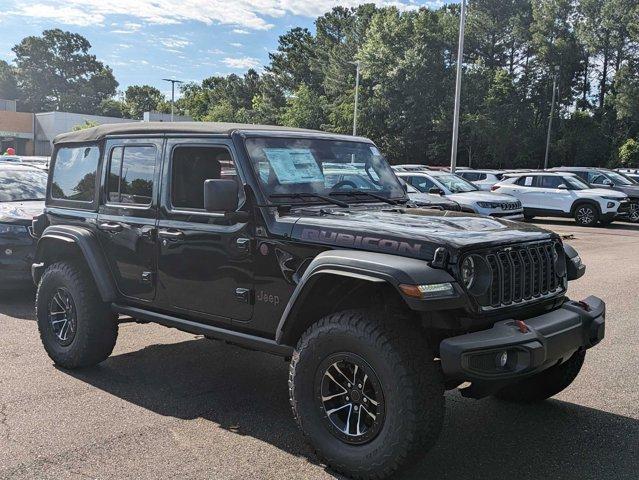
(515, 320, 528, 333)
(577, 300, 591, 312)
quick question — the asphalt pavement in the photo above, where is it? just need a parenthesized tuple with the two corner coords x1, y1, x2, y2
(1, 218, 638, 479)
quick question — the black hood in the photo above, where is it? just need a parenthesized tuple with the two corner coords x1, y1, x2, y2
(289, 206, 555, 261)
(0, 200, 45, 226)
(616, 184, 639, 198)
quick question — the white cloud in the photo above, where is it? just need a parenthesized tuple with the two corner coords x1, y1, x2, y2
(158, 37, 192, 49)
(230, 42, 243, 48)
(222, 56, 260, 69)
(3, 0, 436, 31)
(232, 29, 250, 34)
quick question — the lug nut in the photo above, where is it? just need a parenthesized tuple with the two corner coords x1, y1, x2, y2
(358, 384, 362, 388)
(345, 397, 349, 401)
(354, 405, 359, 411)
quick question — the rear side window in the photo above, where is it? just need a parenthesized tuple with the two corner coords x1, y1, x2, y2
(51, 145, 100, 201)
(515, 176, 535, 187)
(107, 145, 156, 205)
(460, 172, 479, 181)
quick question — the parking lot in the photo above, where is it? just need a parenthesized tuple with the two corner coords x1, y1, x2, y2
(1, 218, 638, 480)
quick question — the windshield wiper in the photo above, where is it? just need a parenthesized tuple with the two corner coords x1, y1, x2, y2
(330, 191, 401, 205)
(268, 193, 350, 208)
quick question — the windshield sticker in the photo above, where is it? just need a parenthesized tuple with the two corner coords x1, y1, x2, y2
(263, 148, 324, 184)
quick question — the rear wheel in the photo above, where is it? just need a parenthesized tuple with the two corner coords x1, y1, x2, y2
(494, 349, 586, 403)
(289, 309, 444, 480)
(36, 261, 118, 369)
(573, 204, 599, 227)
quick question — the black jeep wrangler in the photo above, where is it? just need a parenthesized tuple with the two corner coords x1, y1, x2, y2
(32, 123, 605, 479)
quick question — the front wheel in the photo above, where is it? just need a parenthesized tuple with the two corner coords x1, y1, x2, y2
(574, 204, 599, 227)
(494, 349, 586, 403)
(628, 201, 639, 223)
(289, 310, 444, 480)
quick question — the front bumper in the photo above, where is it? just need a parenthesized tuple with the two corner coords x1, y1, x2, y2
(0, 237, 36, 286)
(440, 296, 605, 394)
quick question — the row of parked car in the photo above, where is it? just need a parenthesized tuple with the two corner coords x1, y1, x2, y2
(394, 164, 639, 226)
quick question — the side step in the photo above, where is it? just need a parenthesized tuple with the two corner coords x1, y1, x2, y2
(112, 304, 293, 357)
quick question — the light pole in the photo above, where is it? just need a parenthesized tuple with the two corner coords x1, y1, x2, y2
(544, 66, 560, 170)
(450, 0, 467, 174)
(162, 78, 183, 122)
(350, 60, 362, 136)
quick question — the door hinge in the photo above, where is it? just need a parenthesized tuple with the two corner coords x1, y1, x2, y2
(141, 271, 154, 283)
(235, 287, 252, 304)
(236, 237, 251, 253)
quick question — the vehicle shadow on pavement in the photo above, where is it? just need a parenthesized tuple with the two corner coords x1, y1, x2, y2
(0, 287, 35, 321)
(532, 218, 639, 232)
(63, 338, 639, 480)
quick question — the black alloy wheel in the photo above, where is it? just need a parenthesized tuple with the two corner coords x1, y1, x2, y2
(48, 287, 77, 346)
(316, 353, 385, 445)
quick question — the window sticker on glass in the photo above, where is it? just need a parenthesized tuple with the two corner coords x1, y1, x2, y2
(263, 148, 324, 184)
(524, 176, 533, 186)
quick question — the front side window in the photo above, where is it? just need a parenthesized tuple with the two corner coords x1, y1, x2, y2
(244, 137, 404, 204)
(410, 176, 437, 193)
(171, 146, 240, 210)
(604, 171, 634, 186)
(51, 145, 100, 201)
(434, 174, 478, 193)
(539, 176, 565, 189)
(107, 146, 156, 205)
(563, 175, 590, 190)
(0, 168, 48, 202)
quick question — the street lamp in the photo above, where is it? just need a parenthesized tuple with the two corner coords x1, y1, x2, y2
(544, 66, 560, 170)
(450, 0, 467, 174)
(162, 78, 184, 122)
(349, 60, 362, 136)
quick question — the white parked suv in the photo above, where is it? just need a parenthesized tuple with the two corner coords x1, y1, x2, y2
(492, 172, 629, 226)
(456, 169, 505, 191)
(394, 169, 524, 219)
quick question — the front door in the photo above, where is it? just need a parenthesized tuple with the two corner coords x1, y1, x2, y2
(97, 138, 162, 302)
(156, 139, 254, 324)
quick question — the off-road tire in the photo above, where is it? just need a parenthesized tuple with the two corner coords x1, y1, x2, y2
(494, 349, 586, 403)
(36, 261, 118, 369)
(573, 204, 599, 227)
(289, 309, 444, 480)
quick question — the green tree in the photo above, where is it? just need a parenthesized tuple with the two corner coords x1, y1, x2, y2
(73, 120, 100, 131)
(281, 84, 327, 129)
(124, 85, 165, 119)
(618, 138, 639, 167)
(12, 29, 117, 113)
(0, 60, 18, 101)
(98, 98, 126, 118)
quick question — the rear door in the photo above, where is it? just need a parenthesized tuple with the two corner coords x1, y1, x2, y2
(97, 138, 162, 302)
(155, 138, 254, 324)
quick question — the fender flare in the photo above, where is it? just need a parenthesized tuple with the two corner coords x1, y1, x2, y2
(275, 250, 463, 345)
(34, 225, 118, 302)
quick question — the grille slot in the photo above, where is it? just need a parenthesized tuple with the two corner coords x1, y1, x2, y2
(468, 241, 565, 310)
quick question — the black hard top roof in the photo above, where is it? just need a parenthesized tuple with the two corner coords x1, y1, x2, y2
(53, 121, 364, 145)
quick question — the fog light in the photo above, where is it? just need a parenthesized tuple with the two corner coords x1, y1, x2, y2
(607, 202, 615, 208)
(496, 351, 508, 368)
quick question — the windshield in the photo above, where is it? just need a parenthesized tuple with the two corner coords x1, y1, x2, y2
(435, 174, 478, 193)
(0, 169, 48, 202)
(564, 175, 590, 190)
(245, 137, 405, 204)
(604, 171, 635, 186)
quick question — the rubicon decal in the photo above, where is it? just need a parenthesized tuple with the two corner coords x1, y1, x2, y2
(301, 228, 422, 255)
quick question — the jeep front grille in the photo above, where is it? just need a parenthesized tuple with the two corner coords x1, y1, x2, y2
(468, 240, 565, 310)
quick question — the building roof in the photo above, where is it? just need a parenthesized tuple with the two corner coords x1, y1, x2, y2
(53, 121, 336, 145)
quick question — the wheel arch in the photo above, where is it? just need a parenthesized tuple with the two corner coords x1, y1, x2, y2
(34, 226, 118, 302)
(275, 250, 461, 346)
(570, 198, 601, 215)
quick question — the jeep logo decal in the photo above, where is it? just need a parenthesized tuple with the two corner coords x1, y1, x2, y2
(256, 290, 280, 307)
(301, 228, 422, 255)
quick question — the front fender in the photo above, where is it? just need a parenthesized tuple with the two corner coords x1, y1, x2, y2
(34, 225, 117, 302)
(275, 250, 466, 344)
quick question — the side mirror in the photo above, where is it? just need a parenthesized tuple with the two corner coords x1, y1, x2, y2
(558, 184, 568, 190)
(204, 179, 239, 212)
(603, 179, 614, 186)
(429, 187, 444, 196)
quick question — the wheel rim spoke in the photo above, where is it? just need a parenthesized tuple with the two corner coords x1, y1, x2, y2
(48, 288, 76, 345)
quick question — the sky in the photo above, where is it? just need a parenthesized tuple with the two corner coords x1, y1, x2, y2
(0, 0, 447, 97)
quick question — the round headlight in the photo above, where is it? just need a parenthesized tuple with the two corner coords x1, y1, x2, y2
(460, 254, 492, 296)
(461, 256, 475, 289)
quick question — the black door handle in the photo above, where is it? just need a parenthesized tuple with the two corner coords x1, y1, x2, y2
(98, 222, 123, 233)
(158, 229, 185, 240)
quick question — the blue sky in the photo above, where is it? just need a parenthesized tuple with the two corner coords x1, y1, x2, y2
(0, 0, 447, 97)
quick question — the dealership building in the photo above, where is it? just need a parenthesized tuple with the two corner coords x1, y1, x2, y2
(0, 99, 191, 156)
